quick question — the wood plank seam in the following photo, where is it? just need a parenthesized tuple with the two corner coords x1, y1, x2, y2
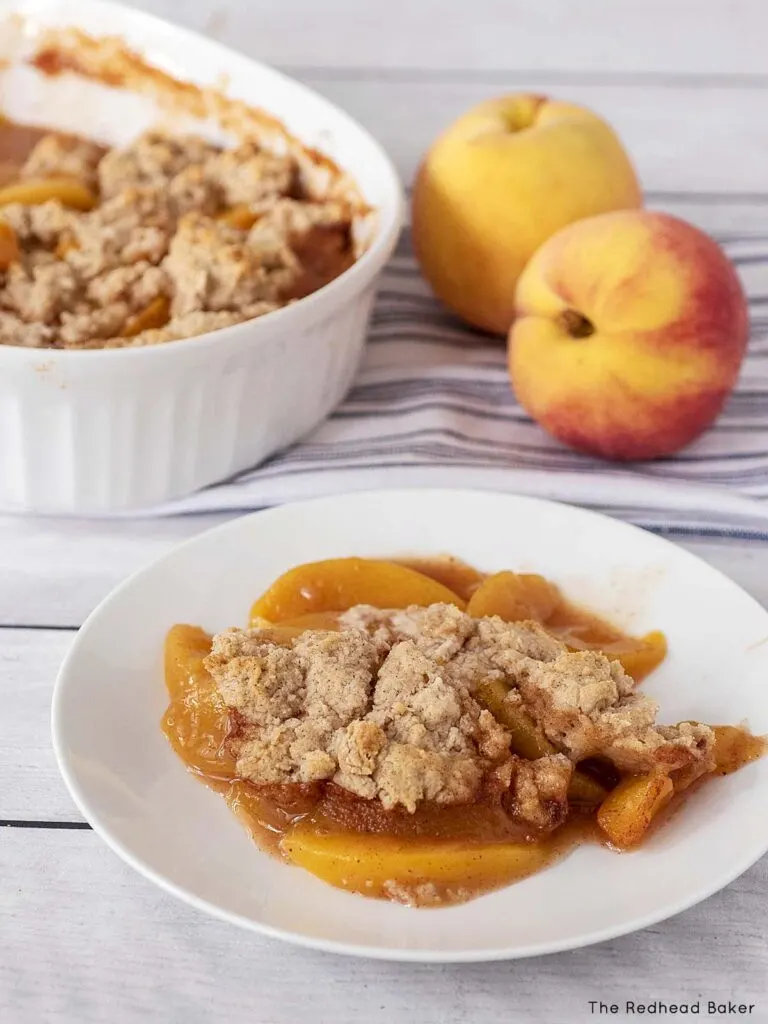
(0, 820, 92, 829)
(0, 623, 79, 631)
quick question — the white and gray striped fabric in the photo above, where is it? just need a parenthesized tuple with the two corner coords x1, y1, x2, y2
(151, 201, 768, 542)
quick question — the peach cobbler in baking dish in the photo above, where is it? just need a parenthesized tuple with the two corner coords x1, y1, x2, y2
(0, 119, 360, 349)
(0, 32, 368, 351)
(162, 557, 765, 907)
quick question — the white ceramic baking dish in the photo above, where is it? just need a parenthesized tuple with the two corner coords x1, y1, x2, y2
(0, 0, 403, 513)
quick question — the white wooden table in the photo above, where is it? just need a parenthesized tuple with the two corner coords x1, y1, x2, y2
(4, 1, 768, 1020)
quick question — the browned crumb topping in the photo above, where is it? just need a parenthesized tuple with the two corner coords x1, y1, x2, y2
(163, 214, 292, 318)
(514, 652, 713, 772)
(206, 624, 511, 813)
(20, 134, 104, 188)
(205, 603, 715, 815)
(510, 754, 573, 829)
(343, 605, 715, 773)
(0, 129, 359, 349)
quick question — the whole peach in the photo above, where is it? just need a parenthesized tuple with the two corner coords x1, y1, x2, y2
(412, 95, 642, 336)
(508, 210, 748, 460)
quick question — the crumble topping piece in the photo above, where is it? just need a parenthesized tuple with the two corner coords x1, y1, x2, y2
(248, 198, 355, 298)
(166, 164, 222, 218)
(340, 602, 475, 662)
(600, 710, 713, 773)
(206, 628, 380, 786)
(248, 197, 352, 245)
(340, 604, 564, 692)
(0, 310, 53, 347)
(68, 186, 175, 279)
(205, 623, 512, 812)
(84, 261, 168, 309)
(58, 305, 130, 347)
(163, 213, 299, 316)
(3, 258, 79, 324)
(349, 638, 510, 810)
(511, 651, 713, 772)
(509, 754, 573, 830)
(206, 142, 296, 206)
(0, 126, 359, 348)
(2, 200, 77, 249)
(469, 614, 566, 665)
(20, 134, 105, 188)
(97, 131, 221, 198)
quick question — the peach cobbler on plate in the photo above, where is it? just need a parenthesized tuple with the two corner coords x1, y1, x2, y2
(51, 490, 768, 954)
(162, 556, 765, 908)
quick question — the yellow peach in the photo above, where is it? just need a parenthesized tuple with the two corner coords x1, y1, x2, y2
(412, 95, 641, 335)
(508, 210, 749, 459)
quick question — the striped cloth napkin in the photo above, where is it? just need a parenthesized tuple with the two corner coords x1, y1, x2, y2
(153, 214, 768, 542)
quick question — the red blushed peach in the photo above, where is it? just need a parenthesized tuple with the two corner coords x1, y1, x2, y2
(507, 210, 749, 460)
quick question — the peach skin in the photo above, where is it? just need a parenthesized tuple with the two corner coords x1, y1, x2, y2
(412, 95, 642, 336)
(507, 210, 749, 460)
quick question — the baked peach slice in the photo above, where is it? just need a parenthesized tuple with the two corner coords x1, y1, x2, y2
(397, 556, 486, 603)
(123, 295, 170, 337)
(596, 772, 673, 848)
(218, 205, 260, 230)
(712, 725, 766, 775)
(250, 557, 465, 624)
(467, 571, 560, 622)
(281, 821, 557, 902)
(0, 221, 20, 268)
(274, 611, 343, 632)
(162, 624, 236, 780)
(0, 176, 96, 210)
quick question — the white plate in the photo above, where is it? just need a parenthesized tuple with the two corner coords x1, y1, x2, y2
(52, 489, 768, 962)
